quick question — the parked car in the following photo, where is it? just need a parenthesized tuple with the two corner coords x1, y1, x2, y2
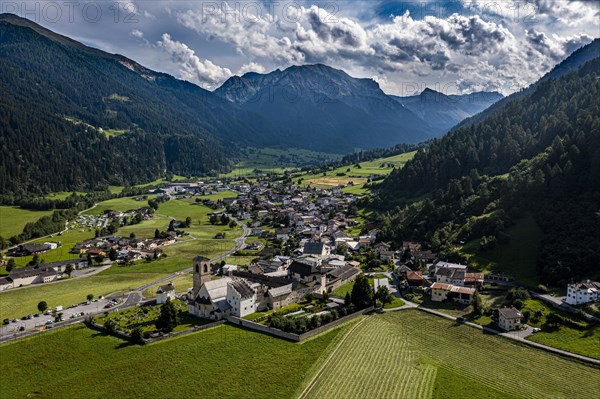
(26, 314, 33, 319)
(532, 328, 541, 333)
(45, 320, 53, 325)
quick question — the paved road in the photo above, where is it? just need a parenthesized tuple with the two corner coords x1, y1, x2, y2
(136, 216, 250, 293)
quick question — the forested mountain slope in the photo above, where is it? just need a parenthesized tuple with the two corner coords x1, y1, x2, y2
(452, 39, 600, 132)
(0, 14, 270, 193)
(377, 58, 600, 286)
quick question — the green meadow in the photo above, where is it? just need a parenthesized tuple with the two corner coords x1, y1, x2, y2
(0, 321, 348, 399)
(0, 206, 54, 238)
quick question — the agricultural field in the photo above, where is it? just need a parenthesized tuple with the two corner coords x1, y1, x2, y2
(299, 151, 415, 189)
(297, 310, 600, 399)
(0, 321, 348, 399)
(461, 214, 542, 287)
(0, 206, 54, 238)
(81, 196, 149, 215)
(220, 147, 341, 178)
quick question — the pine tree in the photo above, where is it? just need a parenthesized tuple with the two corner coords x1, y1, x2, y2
(156, 299, 178, 332)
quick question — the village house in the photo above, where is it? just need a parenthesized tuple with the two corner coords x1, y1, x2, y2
(156, 282, 176, 304)
(406, 271, 425, 286)
(566, 280, 600, 305)
(434, 261, 468, 274)
(436, 267, 466, 286)
(8, 242, 50, 257)
(0, 276, 14, 291)
(302, 241, 329, 258)
(275, 228, 291, 241)
(430, 282, 475, 304)
(8, 264, 61, 287)
(495, 307, 524, 331)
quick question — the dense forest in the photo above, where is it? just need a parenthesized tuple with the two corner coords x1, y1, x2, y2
(381, 44, 600, 197)
(0, 14, 274, 194)
(376, 59, 600, 286)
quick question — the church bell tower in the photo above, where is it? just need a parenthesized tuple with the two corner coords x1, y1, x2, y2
(192, 256, 211, 297)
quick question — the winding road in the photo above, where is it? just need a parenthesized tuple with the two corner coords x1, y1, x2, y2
(136, 216, 250, 292)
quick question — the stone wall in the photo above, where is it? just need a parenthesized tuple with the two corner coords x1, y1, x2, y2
(226, 306, 374, 342)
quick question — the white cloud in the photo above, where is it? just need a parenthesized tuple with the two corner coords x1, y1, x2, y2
(237, 62, 266, 75)
(156, 33, 232, 89)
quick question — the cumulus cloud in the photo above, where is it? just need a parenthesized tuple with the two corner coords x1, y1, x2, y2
(174, 4, 595, 93)
(238, 62, 266, 75)
(156, 33, 232, 89)
(124, 1, 598, 95)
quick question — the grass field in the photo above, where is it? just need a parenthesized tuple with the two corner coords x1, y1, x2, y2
(0, 321, 349, 399)
(297, 310, 600, 399)
(330, 281, 354, 298)
(82, 197, 149, 215)
(299, 151, 415, 189)
(195, 190, 238, 201)
(461, 214, 542, 286)
(42, 192, 85, 201)
(141, 273, 193, 298)
(220, 147, 341, 178)
(528, 324, 600, 360)
(0, 206, 54, 238)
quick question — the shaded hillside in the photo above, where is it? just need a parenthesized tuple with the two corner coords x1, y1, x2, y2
(0, 13, 272, 193)
(452, 38, 600, 132)
(381, 41, 600, 197)
(216, 64, 435, 152)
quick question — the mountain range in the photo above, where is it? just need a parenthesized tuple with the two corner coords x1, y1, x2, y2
(1, 13, 591, 195)
(392, 89, 503, 133)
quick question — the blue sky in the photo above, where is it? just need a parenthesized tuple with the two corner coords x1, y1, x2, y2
(4, 1, 599, 94)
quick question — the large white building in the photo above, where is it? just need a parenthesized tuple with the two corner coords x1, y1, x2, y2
(226, 279, 258, 318)
(566, 281, 600, 305)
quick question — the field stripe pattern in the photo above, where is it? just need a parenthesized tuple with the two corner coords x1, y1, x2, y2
(298, 310, 600, 399)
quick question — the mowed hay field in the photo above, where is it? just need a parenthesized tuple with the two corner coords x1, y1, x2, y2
(0, 206, 54, 238)
(302, 151, 415, 190)
(297, 310, 600, 399)
(0, 322, 349, 399)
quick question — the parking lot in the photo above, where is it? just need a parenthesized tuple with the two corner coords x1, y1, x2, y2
(0, 297, 112, 336)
